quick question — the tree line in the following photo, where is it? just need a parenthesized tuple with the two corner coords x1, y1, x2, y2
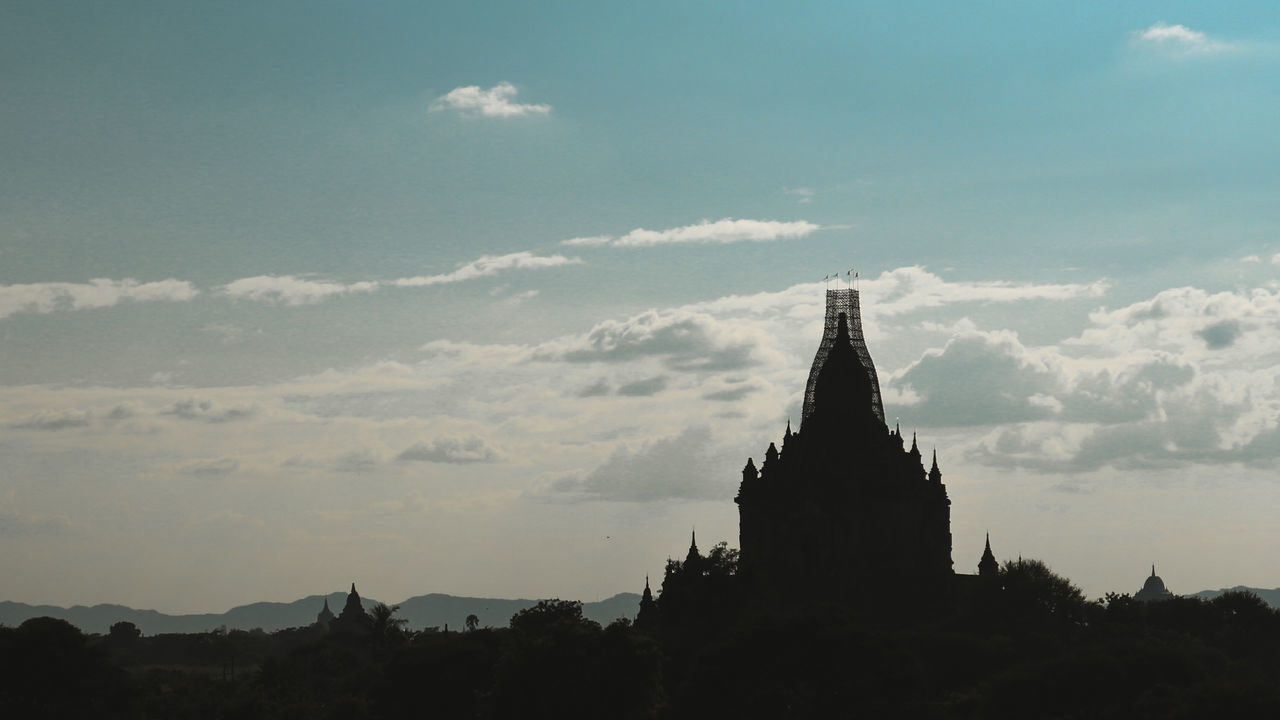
(4, 555, 1280, 718)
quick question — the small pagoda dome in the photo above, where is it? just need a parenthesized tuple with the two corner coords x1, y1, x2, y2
(1134, 565, 1175, 602)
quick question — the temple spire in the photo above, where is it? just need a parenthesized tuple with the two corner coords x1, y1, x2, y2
(685, 529, 702, 567)
(979, 533, 998, 578)
(801, 288, 885, 427)
(928, 448, 942, 483)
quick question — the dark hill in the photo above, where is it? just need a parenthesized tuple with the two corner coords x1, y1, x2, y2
(1187, 585, 1280, 606)
(0, 592, 640, 635)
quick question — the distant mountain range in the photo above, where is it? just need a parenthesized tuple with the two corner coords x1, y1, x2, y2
(8, 585, 1276, 636)
(1186, 586, 1280, 606)
(0, 592, 642, 635)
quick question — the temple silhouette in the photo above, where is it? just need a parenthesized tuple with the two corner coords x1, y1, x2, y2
(653, 286, 974, 617)
(1134, 565, 1175, 602)
(736, 287, 954, 606)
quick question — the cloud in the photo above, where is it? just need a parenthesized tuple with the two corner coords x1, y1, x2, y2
(560, 235, 613, 247)
(0, 278, 197, 319)
(553, 426, 732, 502)
(218, 251, 578, 304)
(392, 252, 583, 287)
(429, 81, 551, 118)
(1197, 320, 1241, 349)
(703, 384, 760, 402)
(201, 322, 245, 343)
(613, 218, 821, 247)
(866, 266, 1109, 317)
(1272, 253, 1280, 266)
(576, 379, 612, 397)
(889, 331, 1061, 427)
(890, 285, 1280, 472)
(334, 450, 380, 472)
(557, 219, 821, 248)
(549, 309, 771, 372)
(12, 410, 93, 430)
(163, 399, 256, 423)
(617, 376, 668, 397)
(220, 275, 378, 306)
(888, 328, 1200, 429)
(784, 188, 815, 204)
(106, 404, 137, 420)
(1133, 22, 1234, 55)
(181, 458, 240, 476)
(397, 437, 499, 464)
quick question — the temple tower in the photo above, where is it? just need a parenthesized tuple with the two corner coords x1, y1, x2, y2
(802, 288, 885, 427)
(737, 286, 952, 607)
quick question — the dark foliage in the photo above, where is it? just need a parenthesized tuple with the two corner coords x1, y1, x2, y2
(14, 565, 1280, 718)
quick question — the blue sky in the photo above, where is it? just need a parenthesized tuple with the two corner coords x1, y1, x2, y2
(3, 2, 1280, 613)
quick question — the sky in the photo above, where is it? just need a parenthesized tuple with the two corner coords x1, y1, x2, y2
(3, 1, 1280, 614)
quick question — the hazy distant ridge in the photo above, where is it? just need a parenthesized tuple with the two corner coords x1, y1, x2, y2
(1186, 586, 1280, 606)
(0, 592, 641, 635)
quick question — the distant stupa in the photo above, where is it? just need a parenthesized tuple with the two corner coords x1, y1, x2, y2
(1134, 565, 1175, 602)
(315, 597, 335, 630)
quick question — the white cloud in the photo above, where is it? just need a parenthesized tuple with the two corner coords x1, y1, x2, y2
(0, 278, 197, 319)
(1134, 22, 1234, 55)
(542, 308, 779, 372)
(220, 275, 378, 306)
(429, 82, 551, 118)
(683, 267, 1106, 322)
(218, 252, 580, 303)
(865, 266, 1109, 317)
(1272, 253, 1280, 266)
(784, 187, 815, 204)
(392, 252, 583, 287)
(889, 285, 1280, 472)
(553, 426, 733, 502)
(557, 219, 821, 248)
(613, 218, 822, 247)
(560, 235, 613, 247)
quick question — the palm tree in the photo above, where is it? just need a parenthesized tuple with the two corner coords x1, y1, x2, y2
(370, 602, 409, 645)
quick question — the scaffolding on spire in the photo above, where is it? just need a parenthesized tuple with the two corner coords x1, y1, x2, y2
(801, 288, 885, 426)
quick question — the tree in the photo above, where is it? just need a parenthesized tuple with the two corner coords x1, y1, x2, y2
(108, 620, 142, 645)
(370, 602, 409, 646)
(510, 599, 600, 636)
(999, 558, 1089, 627)
(465, 613, 479, 632)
